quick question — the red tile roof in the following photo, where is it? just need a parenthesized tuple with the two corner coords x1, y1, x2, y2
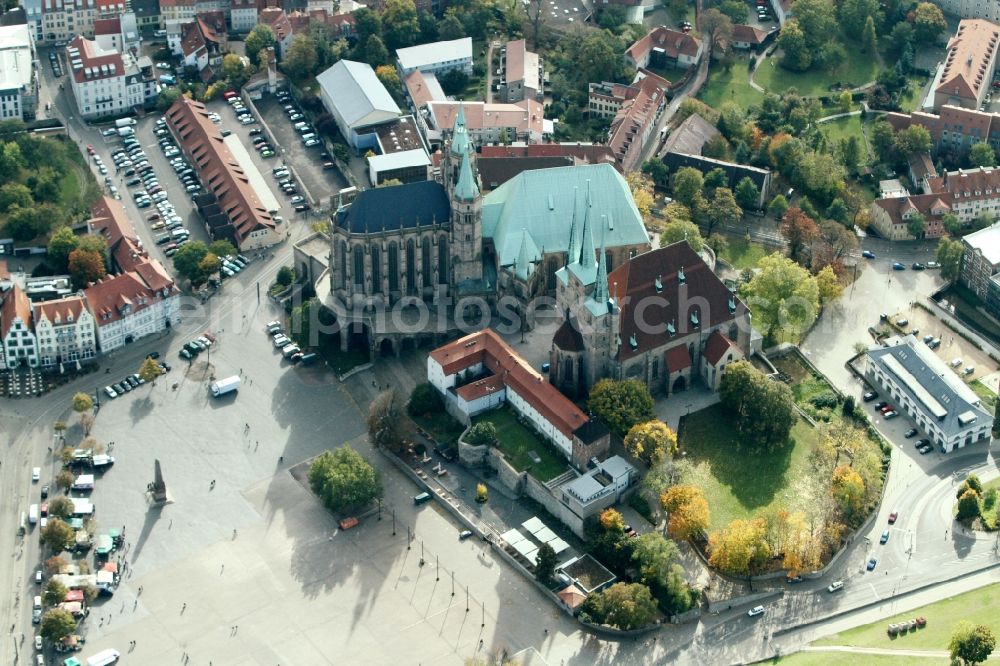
(626, 27, 701, 65)
(33, 295, 87, 326)
(84, 273, 156, 328)
(609, 241, 746, 361)
(455, 373, 505, 401)
(0, 283, 31, 341)
(937, 19, 999, 102)
(430, 328, 589, 439)
(731, 24, 768, 45)
(68, 35, 124, 84)
(259, 7, 291, 40)
(872, 192, 952, 227)
(93, 17, 121, 36)
(664, 344, 690, 372)
(702, 329, 738, 365)
(88, 196, 146, 274)
(478, 142, 617, 167)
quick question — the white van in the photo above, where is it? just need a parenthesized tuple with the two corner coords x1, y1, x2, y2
(86, 648, 121, 666)
(33, 595, 41, 610)
(28, 504, 38, 524)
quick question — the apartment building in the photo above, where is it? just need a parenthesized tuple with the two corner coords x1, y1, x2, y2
(607, 71, 670, 172)
(933, 19, 1000, 111)
(396, 37, 472, 77)
(0, 283, 37, 369)
(0, 24, 39, 121)
(499, 39, 542, 103)
(66, 35, 157, 119)
(33, 296, 96, 368)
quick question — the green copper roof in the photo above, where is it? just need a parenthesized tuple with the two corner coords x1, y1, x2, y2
(587, 227, 611, 316)
(483, 163, 649, 270)
(455, 148, 479, 202)
(515, 229, 534, 281)
(451, 103, 470, 158)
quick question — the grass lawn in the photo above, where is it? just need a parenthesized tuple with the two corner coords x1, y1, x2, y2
(679, 404, 817, 529)
(474, 407, 568, 482)
(699, 62, 764, 110)
(773, 653, 940, 665)
(818, 116, 872, 162)
(971, 380, 997, 414)
(815, 582, 1000, 650)
(718, 237, 771, 270)
(754, 47, 879, 97)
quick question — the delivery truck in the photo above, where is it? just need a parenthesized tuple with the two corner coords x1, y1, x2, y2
(114, 118, 136, 128)
(72, 474, 94, 491)
(210, 375, 240, 398)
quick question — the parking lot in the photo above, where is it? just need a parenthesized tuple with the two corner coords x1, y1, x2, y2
(252, 93, 349, 208)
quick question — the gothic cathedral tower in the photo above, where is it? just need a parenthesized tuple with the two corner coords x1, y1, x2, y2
(444, 104, 484, 288)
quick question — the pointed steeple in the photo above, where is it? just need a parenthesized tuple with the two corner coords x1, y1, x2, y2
(455, 148, 479, 201)
(594, 226, 608, 304)
(515, 230, 531, 281)
(567, 186, 579, 264)
(580, 199, 595, 269)
(452, 102, 470, 158)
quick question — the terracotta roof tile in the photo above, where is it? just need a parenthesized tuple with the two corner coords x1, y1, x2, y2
(33, 295, 86, 326)
(0, 283, 31, 341)
(702, 329, 738, 365)
(664, 344, 690, 372)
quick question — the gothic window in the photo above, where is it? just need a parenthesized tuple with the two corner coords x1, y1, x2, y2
(353, 245, 364, 289)
(438, 236, 449, 285)
(371, 245, 382, 294)
(406, 239, 416, 293)
(387, 242, 399, 293)
(422, 237, 432, 287)
(337, 240, 347, 289)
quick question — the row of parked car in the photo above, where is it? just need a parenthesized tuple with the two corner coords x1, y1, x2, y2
(271, 165, 310, 212)
(863, 390, 936, 453)
(103, 357, 171, 399)
(224, 91, 260, 127)
(266, 320, 317, 365)
(178, 332, 216, 360)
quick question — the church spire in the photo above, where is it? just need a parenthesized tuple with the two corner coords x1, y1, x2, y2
(593, 224, 609, 304)
(455, 147, 479, 201)
(452, 102, 470, 158)
(580, 198, 595, 269)
(515, 230, 531, 281)
(567, 186, 579, 264)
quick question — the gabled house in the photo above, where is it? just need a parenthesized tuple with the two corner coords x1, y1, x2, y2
(625, 26, 703, 69)
(0, 284, 36, 369)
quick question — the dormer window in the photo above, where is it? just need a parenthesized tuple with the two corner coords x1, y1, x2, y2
(728, 297, 737, 314)
(629, 334, 638, 350)
(667, 321, 676, 337)
(654, 275, 662, 293)
(690, 310, 699, 328)
(678, 266, 685, 284)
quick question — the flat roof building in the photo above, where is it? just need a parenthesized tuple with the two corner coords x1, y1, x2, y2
(316, 59, 400, 151)
(396, 36, 472, 76)
(0, 24, 37, 121)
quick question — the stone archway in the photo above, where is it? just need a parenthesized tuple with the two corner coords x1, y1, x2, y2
(672, 374, 687, 394)
(379, 338, 395, 357)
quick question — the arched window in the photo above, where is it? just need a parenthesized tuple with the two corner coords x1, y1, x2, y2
(438, 236, 449, 285)
(422, 237, 432, 287)
(371, 245, 382, 294)
(353, 245, 364, 290)
(406, 239, 416, 294)
(387, 242, 399, 293)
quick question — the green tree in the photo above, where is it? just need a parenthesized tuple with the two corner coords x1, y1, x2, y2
(698, 8, 733, 58)
(907, 214, 926, 239)
(717, 0, 748, 23)
(408, 382, 444, 417)
(840, 135, 862, 171)
(793, 0, 836, 46)
(363, 34, 390, 66)
(703, 167, 728, 192)
(593, 582, 658, 630)
(660, 219, 704, 252)
(672, 167, 704, 208)
(138, 357, 162, 386)
(816, 265, 843, 305)
(937, 237, 964, 281)
(39, 608, 76, 641)
(283, 35, 319, 81)
(222, 53, 248, 87)
(276, 265, 295, 286)
(290, 297, 324, 348)
(353, 7, 382, 43)
(895, 124, 932, 156)
(778, 20, 812, 71)
(623, 420, 677, 466)
(40, 518, 74, 552)
(597, 4, 628, 29)
(741, 254, 820, 341)
(704, 187, 742, 236)
(308, 445, 382, 512)
(826, 198, 850, 225)
(768, 194, 789, 220)
(172, 241, 209, 284)
(969, 142, 997, 168)
(47, 226, 79, 272)
(417, 9, 438, 41)
(535, 542, 557, 583)
(734, 177, 759, 210)
(719, 360, 796, 449)
(382, 0, 420, 51)
(245, 24, 277, 67)
(465, 421, 497, 446)
(208, 239, 236, 258)
(913, 2, 947, 44)
(957, 488, 982, 521)
(0, 182, 32, 212)
(42, 579, 67, 607)
(0, 140, 24, 181)
(839, 0, 882, 38)
(366, 389, 410, 454)
(861, 15, 878, 54)
(631, 532, 679, 588)
(156, 87, 181, 112)
(943, 212, 962, 235)
(950, 622, 996, 665)
(588, 378, 655, 437)
(641, 158, 669, 187)
(870, 120, 897, 164)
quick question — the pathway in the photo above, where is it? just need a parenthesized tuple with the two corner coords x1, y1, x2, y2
(801, 645, 971, 659)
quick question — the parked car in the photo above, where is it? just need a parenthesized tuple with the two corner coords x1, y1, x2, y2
(892, 262, 906, 270)
(904, 428, 918, 438)
(884, 410, 899, 419)
(880, 529, 890, 544)
(863, 390, 877, 402)
(104, 386, 118, 399)
(867, 557, 878, 571)
(874, 401, 888, 410)
(747, 605, 764, 617)
(912, 262, 926, 270)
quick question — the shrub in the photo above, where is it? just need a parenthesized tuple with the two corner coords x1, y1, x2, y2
(985, 487, 998, 511)
(628, 493, 654, 524)
(810, 391, 839, 410)
(407, 382, 443, 417)
(475, 483, 488, 503)
(465, 422, 497, 446)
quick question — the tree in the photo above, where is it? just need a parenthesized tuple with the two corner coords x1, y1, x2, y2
(792, 0, 836, 46)
(44, 555, 67, 575)
(861, 15, 878, 54)
(47, 496, 73, 519)
(366, 389, 409, 454)
(54, 470, 74, 492)
(43, 579, 67, 607)
(599, 507, 627, 534)
(839, 0, 881, 36)
(198, 252, 221, 278)
(704, 187, 742, 236)
(39, 608, 76, 641)
(208, 239, 236, 258)
(718, 0, 748, 23)
(641, 158, 669, 187)
(778, 510, 822, 575)
(626, 171, 655, 219)
(768, 194, 789, 220)
(660, 485, 711, 540)
(246, 24, 277, 67)
(970, 142, 997, 168)
(222, 53, 248, 87)
(375, 64, 401, 96)
(624, 420, 677, 466)
(895, 124, 932, 156)
(40, 518, 74, 552)
(275, 265, 295, 287)
(597, 4, 628, 29)
(157, 87, 181, 112)
(353, 7, 382, 44)
(780, 208, 820, 265)
(172, 241, 209, 284)
(283, 35, 319, 81)
(465, 421, 497, 446)
(408, 382, 444, 417)
(831, 465, 866, 517)
(631, 532, 680, 587)
(0, 182, 32, 213)
(535, 542, 557, 583)
(707, 232, 729, 256)
(741, 254, 820, 341)
(672, 167, 704, 207)
(778, 20, 812, 71)
(951, 622, 996, 665)
(719, 360, 796, 449)
(308, 445, 382, 512)
(734, 177, 759, 211)
(660, 219, 704, 252)
(870, 120, 897, 164)
(826, 198, 850, 225)
(906, 214, 926, 240)
(382, 0, 420, 51)
(957, 488, 982, 521)
(47, 226, 79, 272)
(708, 518, 771, 575)
(913, 2, 947, 44)
(840, 135, 862, 171)
(438, 12, 465, 40)
(703, 168, 728, 192)
(72, 391, 93, 416)
(138, 357, 162, 386)
(698, 9, 733, 57)
(594, 582, 657, 630)
(588, 378, 654, 437)
(815, 265, 843, 306)
(937, 237, 964, 281)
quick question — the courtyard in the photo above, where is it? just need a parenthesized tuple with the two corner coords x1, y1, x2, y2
(473, 407, 569, 482)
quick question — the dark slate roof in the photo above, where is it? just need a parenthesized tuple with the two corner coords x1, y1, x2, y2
(335, 181, 450, 233)
(130, 0, 159, 18)
(553, 318, 585, 352)
(478, 156, 573, 191)
(662, 152, 770, 193)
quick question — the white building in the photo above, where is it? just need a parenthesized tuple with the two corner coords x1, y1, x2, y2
(229, 0, 258, 33)
(0, 284, 38, 369)
(865, 336, 993, 453)
(33, 295, 96, 368)
(561, 456, 636, 518)
(40, 0, 100, 44)
(316, 60, 400, 151)
(85, 269, 180, 353)
(933, 0, 1000, 23)
(396, 37, 472, 77)
(66, 35, 157, 119)
(0, 24, 38, 121)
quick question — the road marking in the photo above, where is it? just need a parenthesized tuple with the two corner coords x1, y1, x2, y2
(869, 583, 880, 601)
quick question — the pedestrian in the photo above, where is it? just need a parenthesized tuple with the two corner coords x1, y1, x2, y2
(233, 528, 237, 538)
(279, 456, 284, 463)
(181, 602, 186, 613)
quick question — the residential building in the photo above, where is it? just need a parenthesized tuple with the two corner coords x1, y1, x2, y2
(959, 220, 1000, 299)
(286, 8, 357, 41)
(33, 296, 96, 368)
(730, 24, 770, 50)
(908, 152, 938, 193)
(316, 59, 401, 151)
(176, 12, 226, 72)
(0, 24, 38, 121)
(403, 67, 446, 112)
(159, 0, 197, 25)
(165, 97, 286, 250)
(66, 34, 157, 119)
(22, 0, 43, 44)
(396, 36, 472, 77)
(131, 0, 161, 30)
(865, 335, 992, 452)
(870, 192, 951, 240)
(0, 284, 37, 369)
(499, 38, 542, 103)
(84, 270, 178, 353)
(229, 0, 258, 33)
(588, 68, 669, 119)
(934, 0, 1000, 26)
(259, 7, 292, 58)
(624, 26, 702, 70)
(885, 105, 1000, 154)
(937, 166, 1000, 222)
(933, 19, 1000, 111)
(423, 99, 548, 146)
(41, 0, 100, 44)
(661, 112, 720, 156)
(551, 241, 753, 397)
(367, 115, 431, 186)
(661, 152, 771, 209)
(607, 70, 671, 172)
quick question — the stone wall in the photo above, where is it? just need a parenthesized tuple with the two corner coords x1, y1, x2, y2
(490, 447, 527, 495)
(457, 438, 489, 467)
(524, 474, 585, 538)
